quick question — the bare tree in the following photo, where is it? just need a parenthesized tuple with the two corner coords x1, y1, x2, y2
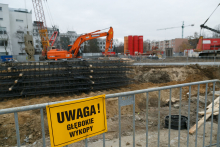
(179, 41, 193, 52)
(212, 24, 220, 38)
(115, 42, 124, 53)
(16, 33, 25, 54)
(113, 39, 119, 47)
(187, 32, 199, 49)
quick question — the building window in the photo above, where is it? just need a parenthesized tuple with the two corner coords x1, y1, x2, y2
(16, 19, 23, 22)
(0, 18, 3, 21)
(0, 7, 2, 11)
(0, 40, 8, 46)
(0, 27, 7, 34)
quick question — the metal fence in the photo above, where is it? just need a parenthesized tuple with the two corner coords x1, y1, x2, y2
(0, 79, 220, 147)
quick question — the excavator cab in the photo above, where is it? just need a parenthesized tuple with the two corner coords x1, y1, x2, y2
(67, 45, 72, 51)
(67, 45, 82, 58)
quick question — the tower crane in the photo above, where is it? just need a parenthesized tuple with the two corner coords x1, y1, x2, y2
(157, 21, 194, 38)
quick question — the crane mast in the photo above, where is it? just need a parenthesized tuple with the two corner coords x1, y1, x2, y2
(32, 0, 50, 57)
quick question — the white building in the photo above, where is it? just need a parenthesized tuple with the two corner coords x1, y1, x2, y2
(0, 3, 32, 55)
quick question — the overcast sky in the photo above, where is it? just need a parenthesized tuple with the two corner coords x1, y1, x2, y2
(2, 0, 220, 42)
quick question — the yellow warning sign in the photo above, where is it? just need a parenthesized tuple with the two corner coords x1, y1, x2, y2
(46, 95, 107, 147)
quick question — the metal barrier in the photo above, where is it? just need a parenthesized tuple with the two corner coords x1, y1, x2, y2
(0, 79, 220, 147)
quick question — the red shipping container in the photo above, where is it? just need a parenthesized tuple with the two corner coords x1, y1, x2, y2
(128, 35, 133, 55)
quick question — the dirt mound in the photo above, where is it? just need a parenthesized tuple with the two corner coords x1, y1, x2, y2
(148, 71, 171, 83)
(133, 65, 219, 84)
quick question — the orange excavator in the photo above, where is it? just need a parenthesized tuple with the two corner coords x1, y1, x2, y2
(47, 27, 114, 59)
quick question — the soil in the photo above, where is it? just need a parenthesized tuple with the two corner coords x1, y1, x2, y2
(1, 65, 220, 147)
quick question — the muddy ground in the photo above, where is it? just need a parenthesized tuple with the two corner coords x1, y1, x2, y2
(1, 65, 220, 146)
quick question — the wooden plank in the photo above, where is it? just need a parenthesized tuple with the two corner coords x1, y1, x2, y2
(189, 109, 212, 134)
(213, 112, 219, 115)
(198, 106, 219, 115)
(207, 97, 219, 109)
(189, 98, 219, 134)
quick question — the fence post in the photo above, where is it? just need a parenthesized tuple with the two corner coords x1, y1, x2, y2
(214, 56, 216, 65)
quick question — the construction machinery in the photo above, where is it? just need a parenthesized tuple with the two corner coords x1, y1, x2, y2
(194, 36, 220, 56)
(47, 27, 114, 60)
(32, 0, 58, 60)
(194, 3, 220, 56)
(32, 0, 113, 60)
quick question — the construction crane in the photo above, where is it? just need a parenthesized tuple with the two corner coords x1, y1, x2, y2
(47, 27, 114, 60)
(199, 3, 220, 35)
(194, 3, 220, 56)
(157, 21, 194, 38)
(32, 0, 58, 60)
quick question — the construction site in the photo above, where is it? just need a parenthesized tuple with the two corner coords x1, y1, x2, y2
(1, 64, 220, 147)
(0, 0, 220, 147)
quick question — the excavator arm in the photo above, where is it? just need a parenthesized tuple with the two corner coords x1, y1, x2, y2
(69, 27, 113, 57)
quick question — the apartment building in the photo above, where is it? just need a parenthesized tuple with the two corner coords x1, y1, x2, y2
(0, 3, 32, 55)
(150, 38, 188, 53)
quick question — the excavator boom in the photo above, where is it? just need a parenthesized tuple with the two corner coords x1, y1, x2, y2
(47, 27, 114, 59)
(69, 27, 113, 57)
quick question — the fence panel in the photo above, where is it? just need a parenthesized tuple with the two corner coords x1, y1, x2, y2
(0, 79, 220, 147)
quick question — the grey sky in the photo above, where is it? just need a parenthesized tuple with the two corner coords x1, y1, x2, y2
(2, 0, 220, 42)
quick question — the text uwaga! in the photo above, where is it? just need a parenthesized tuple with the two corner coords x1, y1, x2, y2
(56, 104, 100, 137)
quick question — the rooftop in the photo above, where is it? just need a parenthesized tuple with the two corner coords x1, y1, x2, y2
(9, 8, 32, 14)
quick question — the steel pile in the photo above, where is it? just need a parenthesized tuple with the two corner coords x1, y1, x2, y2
(0, 60, 132, 99)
